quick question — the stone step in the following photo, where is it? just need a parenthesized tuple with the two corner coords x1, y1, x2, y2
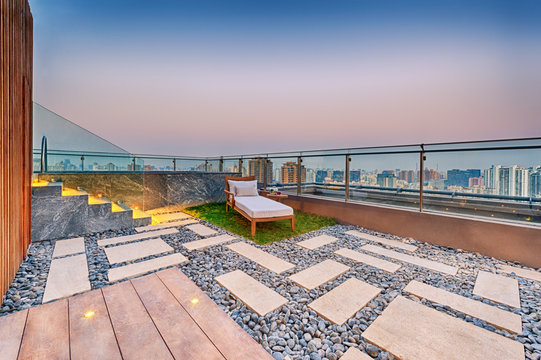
(104, 238, 174, 265)
(183, 234, 237, 251)
(346, 230, 418, 252)
(215, 270, 288, 316)
(226, 242, 295, 274)
(52, 237, 85, 258)
(361, 244, 458, 275)
(404, 280, 522, 334)
(362, 296, 524, 360)
(108, 253, 188, 282)
(288, 260, 350, 290)
(152, 212, 192, 224)
(340, 348, 373, 360)
(296, 234, 338, 250)
(98, 228, 179, 247)
(135, 219, 197, 233)
(335, 248, 401, 273)
(43, 254, 91, 303)
(186, 224, 218, 237)
(308, 278, 381, 326)
(473, 271, 521, 308)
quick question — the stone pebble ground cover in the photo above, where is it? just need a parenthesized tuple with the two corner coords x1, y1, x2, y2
(1, 223, 540, 360)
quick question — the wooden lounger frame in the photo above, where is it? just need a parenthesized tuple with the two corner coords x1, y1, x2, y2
(224, 176, 295, 237)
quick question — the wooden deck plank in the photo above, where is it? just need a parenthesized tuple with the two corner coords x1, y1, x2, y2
(132, 273, 225, 360)
(157, 268, 273, 360)
(0, 309, 27, 360)
(68, 289, 122, 360)
(18, 299, 69, 360)
(102, 280, 173, 360)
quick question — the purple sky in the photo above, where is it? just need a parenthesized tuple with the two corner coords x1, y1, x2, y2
(31, 0, 541, 156)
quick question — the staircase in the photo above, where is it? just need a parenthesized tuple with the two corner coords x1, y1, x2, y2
(31, 180, 151, 242)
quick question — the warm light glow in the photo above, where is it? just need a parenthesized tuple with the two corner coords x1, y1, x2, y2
(525, 217, 532, 221)
(84, 310, 95, 318)
(97, 193, 103, 198)
(474, 208, 478, 211)
(490, 214, 495, 217)
(445, 208, 449, 211)
(512, 210, 516, 213)
(501, 204, 505, 207)
(191, 298, 199, 305)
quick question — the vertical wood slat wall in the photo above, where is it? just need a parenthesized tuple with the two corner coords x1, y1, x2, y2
(0, 0, 33, 299)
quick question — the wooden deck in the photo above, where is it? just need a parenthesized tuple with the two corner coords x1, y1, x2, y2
(0, 268, 273, 360)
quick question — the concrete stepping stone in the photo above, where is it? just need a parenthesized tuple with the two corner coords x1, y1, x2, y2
(108, 253, 188, 282)
(346, 230, 418, 252)
(215, 270, 288, 316)
(361, 244, 458, 275)
(135, 219, 197, 233)
(340, 347, 373, 360)
(308, 278, 381, 326)
(104, 238, 173, 265)
(498, 265, 541, 283)
(43, 254, 91, 303)
(296, 234, 338, 250)
(52, 237, 85, 258)
(152, 212, 192, 223)
(404, 280, 522, 334)
(98, 228, 178, 247)
(226, 242, 295, 274)
(186, 224, 218, 236)
(288, 260, 350, 290)
(473, 271, 521, 308)
(362, 296, 524, 360)
(183, 234, 237, 251)
(335, 248, 401, 273)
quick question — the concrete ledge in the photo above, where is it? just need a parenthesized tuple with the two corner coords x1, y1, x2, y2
(283, 195, 541, 268)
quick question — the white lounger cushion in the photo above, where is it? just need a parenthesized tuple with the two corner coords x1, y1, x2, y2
(235, 196, 293, 219)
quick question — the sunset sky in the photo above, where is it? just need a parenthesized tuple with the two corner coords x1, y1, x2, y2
(30, 0, 541, 156)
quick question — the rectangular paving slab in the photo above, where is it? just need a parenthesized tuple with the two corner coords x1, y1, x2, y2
(362, 296, 524, 360)
(53, 237, 85, 258)
(98, 228, 179, 247)
(186, 224, 219, 236)
(135, 219, 197, 233)
(404, 280, 522, 334)
(288, 260, 350, 290)
(308, 278, 381, 326)
(335, 248, 401, 273)
(340, 347, 373, 360)
(215, 270, 288, 316)
(361, 244, 458, 275)
(226, 242, 295, 274)
(499, 265, 541, 283)
(296, 235, 338, 250)
(43, 254, 91, 303)
(346, 230, 418, 252)
(473, 271, 521, 308)
(152, 212, 192, 223)
(183, 234, 237, 251)
(104, 238, 174, 264)
(108, 253, 188, 282)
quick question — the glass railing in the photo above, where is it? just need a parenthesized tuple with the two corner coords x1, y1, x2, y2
(33, 137, 541, 226)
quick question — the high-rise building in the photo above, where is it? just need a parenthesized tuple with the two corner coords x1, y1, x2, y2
(249, 158, 272, 184)
(377, 172, 397, 187)
(350, 170, 361, 183)
(398, 170, 415, 183)
(468, 177, 484, 187)
(306, 168, 316, 183)
(280, 162, 306, 184)
(515, 167, 529, 197)
(316, 170, 328, 183)
(484, 165, 501, 193)
(332, 170, 344, 183)
(530, 171, 541, 197)
(446, 169, 481, 187)
(498, 165, 517, 196)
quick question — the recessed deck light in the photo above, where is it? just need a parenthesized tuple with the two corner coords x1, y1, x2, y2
(191, 298, 199, 305)
(84, 310, 95, 318)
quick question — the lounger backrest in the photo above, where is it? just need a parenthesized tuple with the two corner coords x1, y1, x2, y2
(225, 176, 256, 191)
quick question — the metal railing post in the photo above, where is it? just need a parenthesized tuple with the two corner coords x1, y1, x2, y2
(132, 157, 136, 172)
(297, 156, 302, 195)
(238, 158, 243, 175)
(80, 155, 84, 172)
(419, 144, 425, 212)
(173, 158, 176, 171)
(345, 154, 350, 201)
(205, 159, 209, 172)
(40, 136, 48, 173)
(219, 157, 223, 172)
(263, 158, 268, 190)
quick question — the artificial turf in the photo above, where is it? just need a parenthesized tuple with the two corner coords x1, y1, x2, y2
(183, 202, 336, 244)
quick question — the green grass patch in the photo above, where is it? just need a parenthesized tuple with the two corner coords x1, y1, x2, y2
(184, 202, 336, 244)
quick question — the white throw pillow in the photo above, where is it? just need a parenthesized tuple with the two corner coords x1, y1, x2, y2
(235, 182, 259, 197)
(228, 180, 257, 195)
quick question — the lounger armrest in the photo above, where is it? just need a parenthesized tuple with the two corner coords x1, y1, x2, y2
(224, 189, 235, 206)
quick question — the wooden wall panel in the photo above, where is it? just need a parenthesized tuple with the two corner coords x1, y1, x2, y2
(0, 0, 33, 299)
